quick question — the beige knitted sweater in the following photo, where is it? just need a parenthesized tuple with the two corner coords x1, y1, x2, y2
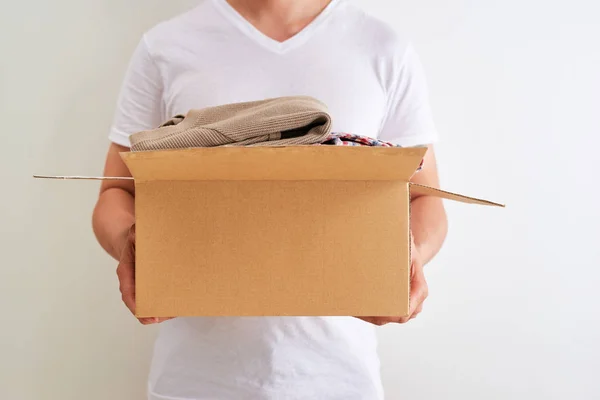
(129, 96, 331, 152)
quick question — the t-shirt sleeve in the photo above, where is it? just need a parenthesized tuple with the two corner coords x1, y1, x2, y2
(108, 35, 164, 147)
(378, 44, 438, 147)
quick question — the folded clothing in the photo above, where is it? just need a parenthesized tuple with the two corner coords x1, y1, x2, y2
(129, 96, 424, 172)
(129, 96, 331, 152)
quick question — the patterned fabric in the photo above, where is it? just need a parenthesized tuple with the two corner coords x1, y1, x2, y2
(321, 132, 397, 147)
(321, 132, 425, 171)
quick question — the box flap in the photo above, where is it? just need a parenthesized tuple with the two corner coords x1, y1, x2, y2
(120, 146, 427, 182)
(409, 183, 504, 207)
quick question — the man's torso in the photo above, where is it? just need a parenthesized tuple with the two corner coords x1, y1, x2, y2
(139, 1, 412, 398)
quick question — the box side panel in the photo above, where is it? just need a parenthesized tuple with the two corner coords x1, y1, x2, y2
(134, 180, 410, 317)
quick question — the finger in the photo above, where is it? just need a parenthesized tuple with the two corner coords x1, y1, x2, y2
(410, 234, 417, 277)
(388, 275, 427, 324)
(410, 304, 424, 320)
(137, 317, 175, 325)
(414, 304, 424, 315)
(128, 223, 136, 247)
(395, 274, 427, 324)
(117, 261, 136, 315)
(356, 316, 389, 326)
(357, 316, 378, 325)
(408, 270, 428, 316)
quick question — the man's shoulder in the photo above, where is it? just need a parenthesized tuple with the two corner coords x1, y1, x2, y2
(143, 0, 214, 50)
(342, 2, 411, 57)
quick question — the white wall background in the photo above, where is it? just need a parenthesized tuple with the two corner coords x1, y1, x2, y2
(1, 0, 599, 399)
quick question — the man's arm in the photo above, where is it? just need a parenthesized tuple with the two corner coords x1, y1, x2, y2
(358, 145, 447, 325)
(92, 143, 135, 261)
(394, 144, 447, 323)
(93, 143, 168, 325)
(410, 145, 448, 264)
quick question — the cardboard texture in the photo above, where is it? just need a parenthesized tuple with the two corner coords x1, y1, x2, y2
(115, 146, 503, 318)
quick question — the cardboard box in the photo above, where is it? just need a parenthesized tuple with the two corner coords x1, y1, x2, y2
(117, 145, 503, 318)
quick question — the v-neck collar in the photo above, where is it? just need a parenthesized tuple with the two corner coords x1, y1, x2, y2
(212, 0, 342, 54)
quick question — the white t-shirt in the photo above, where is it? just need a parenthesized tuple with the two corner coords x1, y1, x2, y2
(109, 0, 438, 399)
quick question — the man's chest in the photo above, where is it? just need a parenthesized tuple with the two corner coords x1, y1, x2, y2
(158, 46, 388, 137)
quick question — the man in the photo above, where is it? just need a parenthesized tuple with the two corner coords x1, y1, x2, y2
(92, 0, 448, 398)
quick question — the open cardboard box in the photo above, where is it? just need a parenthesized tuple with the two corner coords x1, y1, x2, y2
(38, 145, 503, 318)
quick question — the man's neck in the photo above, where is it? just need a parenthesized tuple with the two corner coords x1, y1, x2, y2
(225, 0, 333, 42)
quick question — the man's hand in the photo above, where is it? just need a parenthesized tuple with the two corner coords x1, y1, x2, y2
(93, 144, 174, 325)
(116, 223, 173, 325)
(358, 234, 428, 326)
